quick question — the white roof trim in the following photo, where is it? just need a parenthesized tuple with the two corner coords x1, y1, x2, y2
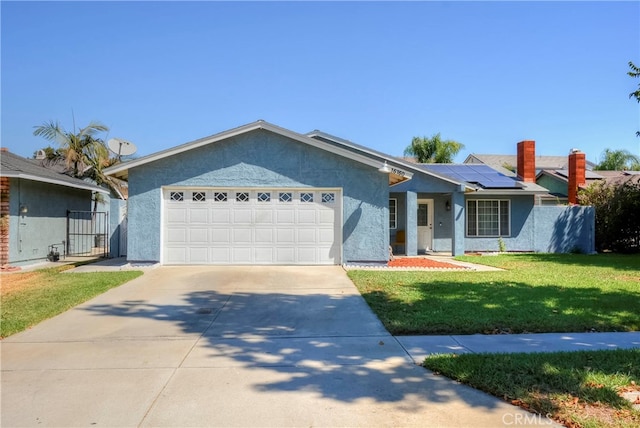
(3, 172, 109, 194)
(104, 120, 414, 182)
(307, 130, 471, 189)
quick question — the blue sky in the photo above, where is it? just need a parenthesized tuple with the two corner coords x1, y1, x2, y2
(2, 1, 639, 164)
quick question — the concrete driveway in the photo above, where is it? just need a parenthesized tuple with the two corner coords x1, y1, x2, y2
(1, 266, 550, 427)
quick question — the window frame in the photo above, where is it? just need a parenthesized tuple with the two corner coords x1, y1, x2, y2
(389, 198, 397, 230)
(466, 199, 511, 237)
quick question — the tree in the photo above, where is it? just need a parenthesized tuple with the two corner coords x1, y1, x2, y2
(628, 61, 640, 137)
(404, 133, 465, 163)
(33, 146, 64, 160)
(33, 120, 109, 178)
(594, 148, 640, 171)
(33, 119, 127, 202)
(579, 179, 640, 252)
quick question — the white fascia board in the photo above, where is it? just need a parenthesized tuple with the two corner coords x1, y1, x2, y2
(470, 189, 549, 196)
(307, 131, 469, 188)
(267, 123, 413, 178)
(104, 121, 265, 177)
(3, 172, 109, 194)
(104, 120, 414, 180)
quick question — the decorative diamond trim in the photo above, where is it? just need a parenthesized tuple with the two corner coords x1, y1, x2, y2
(170, 191, 184, 201)
(279, 192, 292, 202)
(236, 192, 249, 202)
(300, 192, 314, 203)
(257, 192, 271, 202)
(192, 191, 206, 202)
(321, 193, 335, 203)
(214, 192, 228, 202)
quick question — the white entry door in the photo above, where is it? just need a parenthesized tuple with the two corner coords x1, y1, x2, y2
(162, 188, 342, 265)
(417, 199, 433, 252)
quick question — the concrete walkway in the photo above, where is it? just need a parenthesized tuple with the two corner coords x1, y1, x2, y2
(398, 331, 640, 364)
(1, 266, 559, 427)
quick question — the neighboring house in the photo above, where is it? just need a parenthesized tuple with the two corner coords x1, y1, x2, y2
(104, 120, 595, 266)
(537, 168, 640, 204)
(0, 149, 109, 267)
(464, 152, 596, 177)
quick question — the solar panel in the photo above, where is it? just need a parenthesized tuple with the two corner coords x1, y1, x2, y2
(421, 164, 523, 188)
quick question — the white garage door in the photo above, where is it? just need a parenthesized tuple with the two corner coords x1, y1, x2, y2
(162, 188, 342, 265)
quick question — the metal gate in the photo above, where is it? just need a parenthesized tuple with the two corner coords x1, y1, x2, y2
(67, 210, 108, 257)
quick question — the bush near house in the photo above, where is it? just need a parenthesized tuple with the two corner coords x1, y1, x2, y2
(579, 180, 640, 253)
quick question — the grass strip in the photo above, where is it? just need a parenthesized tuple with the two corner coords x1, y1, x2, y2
(1, 265, 143, 338)
(423, 349, 640, 428)
(348, 254, 640, 335)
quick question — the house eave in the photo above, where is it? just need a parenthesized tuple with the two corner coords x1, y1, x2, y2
(2, 172, 109, 194)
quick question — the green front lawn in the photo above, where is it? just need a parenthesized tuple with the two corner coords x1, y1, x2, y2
(424, 349, 640, 428)
(1, 264, 143, 338)
(348, 254, 640, 335)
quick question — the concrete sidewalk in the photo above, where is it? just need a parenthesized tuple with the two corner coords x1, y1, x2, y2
(397, 331, 640, 364)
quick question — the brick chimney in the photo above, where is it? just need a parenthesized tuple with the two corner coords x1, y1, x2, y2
(517, 140, 536, 183)
(568, 149, 586, 205)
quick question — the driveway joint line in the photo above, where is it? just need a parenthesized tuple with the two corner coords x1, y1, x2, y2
(137, 290, 235, 426)
(451, 335, 476, 353)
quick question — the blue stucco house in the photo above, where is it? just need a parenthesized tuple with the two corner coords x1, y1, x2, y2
(0, 149, 108, 267)
(104, 121, 595, 265)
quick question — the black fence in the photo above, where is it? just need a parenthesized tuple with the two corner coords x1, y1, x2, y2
(66, 210, 108, 257)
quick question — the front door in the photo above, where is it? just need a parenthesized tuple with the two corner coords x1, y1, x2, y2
(417, 200, 433, 252)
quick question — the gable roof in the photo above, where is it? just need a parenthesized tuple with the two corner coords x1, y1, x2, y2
(104, 120, 415, 185)
(536, 169, 640, 196)
(0, 150, 108, 193)
(464, 154, 596, 174)
(536, 169, 604, 189)
(305, 129, 467, 187)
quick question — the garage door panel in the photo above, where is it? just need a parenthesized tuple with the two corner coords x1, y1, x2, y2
(298, 228, 317, 244)
(233, 228, 252, 243)
(165, 247, 187, 264)
(211, 247, 231, 263)
(189, 247, 208, 263)
(255, 209, 273, 224)
(233, 209, 252, 224)
(211, 228, 230, 244)
(166, 228, 187, 244)
(318, 210, 335, 224)
(255, 228, 274, 243)
(189, 228, 208, 243)
(166, 208, 187, 223)
(276, 210, 295, 224)
(211, 208, 231, 223)
(297, 247, 317, 264)
(297, 209, 316, 224)
(255, 247, 274, 263)
(189, 208, 208, 223)
(276, 228, 295, 243)
(232, 247, 252, 263)
(163, 188, 341, 265)
(276, 247, 295, 263)
(318, 228, 336, 243)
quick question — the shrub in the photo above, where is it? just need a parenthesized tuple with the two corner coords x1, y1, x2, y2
(579, 180, 640, 252)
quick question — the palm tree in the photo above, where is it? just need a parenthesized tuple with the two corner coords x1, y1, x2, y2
(404, 133, 465, 163)
(84, 142, 128, 203)
(595, 148, 640, 171)
(629, 61, 640, 137)
(33, 120, 109, 178)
